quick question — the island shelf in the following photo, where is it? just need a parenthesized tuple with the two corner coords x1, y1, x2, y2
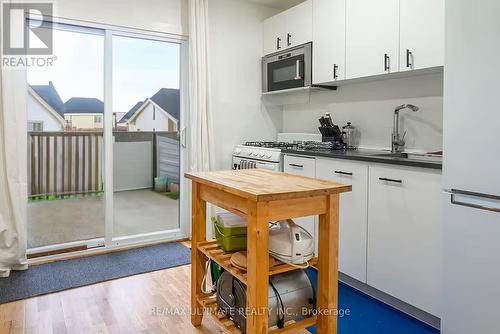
(185, 168, 351, 334)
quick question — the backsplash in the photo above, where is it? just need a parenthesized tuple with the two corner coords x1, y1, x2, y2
(282, 73, 444, 152)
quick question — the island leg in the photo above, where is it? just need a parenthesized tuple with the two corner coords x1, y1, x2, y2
(246, 201, 270, 334)
(316, 194, 340, 334)
(191, 182, 207, 326)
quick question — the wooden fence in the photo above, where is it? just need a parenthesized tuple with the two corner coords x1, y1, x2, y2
(28, 131, 103, 197)
(28, 131, 179, 198)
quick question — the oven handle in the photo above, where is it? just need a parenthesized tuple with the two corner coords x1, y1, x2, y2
(294, 60, 303, 80)
(234, 158, 280, 171)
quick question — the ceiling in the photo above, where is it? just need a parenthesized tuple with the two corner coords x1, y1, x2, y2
(247, 0, 305, 10)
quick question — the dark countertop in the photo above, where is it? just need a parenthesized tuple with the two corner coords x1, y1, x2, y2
(281, 148, 443, 170)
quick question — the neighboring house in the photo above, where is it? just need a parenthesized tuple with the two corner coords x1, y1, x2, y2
(64, 97, 104, 130)
(28, 82, 66, 131)
(119, 88, 179, 132)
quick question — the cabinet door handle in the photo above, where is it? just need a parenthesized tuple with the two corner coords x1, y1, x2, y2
(287, 33, 292, 47)
(277, 37, 281, 50)
(289, 163, 304, 168)
(384, 53, 390, 71)
(333, 64, 339, 79)
(406, 49, 413, 68)
(334, 170, 352, 176)
(379, 177, 402, 184)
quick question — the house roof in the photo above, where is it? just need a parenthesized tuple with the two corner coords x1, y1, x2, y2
(119, 101, 145, 123)
(121, 88, 180, 123)
(150, 88, 180, 121)
(30, 81, 65, 117)
(65, 97, 104, 114)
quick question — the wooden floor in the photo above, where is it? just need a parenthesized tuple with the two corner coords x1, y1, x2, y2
(1, 241, 310, 334)
(0, 265, 229, 334)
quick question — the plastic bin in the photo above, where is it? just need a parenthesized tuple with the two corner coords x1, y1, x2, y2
(212, 213, 247, 252)
(154, 176, 168, 192)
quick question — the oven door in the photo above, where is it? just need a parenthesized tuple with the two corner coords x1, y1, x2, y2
(263, 43, 312, 93)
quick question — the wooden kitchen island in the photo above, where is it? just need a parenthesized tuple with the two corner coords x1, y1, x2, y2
(185, 169, 351, 334)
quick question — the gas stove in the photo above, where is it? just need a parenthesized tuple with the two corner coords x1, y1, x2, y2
(242, 140, 347, 152)
(243, 141, 300, 150)
(232, 133, 348, 171)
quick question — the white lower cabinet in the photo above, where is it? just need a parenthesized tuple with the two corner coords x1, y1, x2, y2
(367, 165, 442, 316)
(283, 155, 318, 255)
(316, 158, 368, 283)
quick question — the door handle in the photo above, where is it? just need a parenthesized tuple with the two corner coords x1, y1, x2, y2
(384, 53, 390, 71)
(379, 177, 402, 184)
(448, 189, 500, 213)
(287, 33, 292, 47)
(333, 64, 339, 79)
(406, 49, 413, 68)
(334, 170, 352, 176)
(277, 37, 281, 50)
(288, 163, 304, 168)
(294, 60, 303, 80)
(180, 127, 186, 148)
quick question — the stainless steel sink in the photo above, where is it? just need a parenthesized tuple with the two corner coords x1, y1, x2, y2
(375, 152, 443, 162)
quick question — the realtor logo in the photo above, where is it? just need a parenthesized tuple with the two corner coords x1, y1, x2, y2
(2, 3, 53, 55)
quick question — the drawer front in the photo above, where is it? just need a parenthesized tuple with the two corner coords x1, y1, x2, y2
(316, 158, 368, 283)
(284, 155, 316, 177)
(283, 154, 317, 254)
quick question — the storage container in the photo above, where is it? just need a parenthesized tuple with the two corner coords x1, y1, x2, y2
(154, 176, 168, 192)
(212, 212, 247, 252)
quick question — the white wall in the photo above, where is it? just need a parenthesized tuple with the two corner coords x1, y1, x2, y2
(27, 94, 64, 131)
(282, 73, 444, 152)
(208, 0, 282, 170)
(131, 104, 176, 132)
(52, 0, 188, 35)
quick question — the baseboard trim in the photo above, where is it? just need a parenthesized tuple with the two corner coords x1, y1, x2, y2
(339, 272, 440, 330)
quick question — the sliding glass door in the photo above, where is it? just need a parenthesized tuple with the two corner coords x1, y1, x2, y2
(27, 24, 105, 250)
(26, 21, 186, 255)
(111, 35, 181, 240)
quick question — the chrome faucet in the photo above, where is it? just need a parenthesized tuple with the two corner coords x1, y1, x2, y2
(392, 104, 419, 153)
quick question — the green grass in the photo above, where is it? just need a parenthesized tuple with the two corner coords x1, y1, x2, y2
(28, 191, 104, 202)
(164, 191, 179, 200)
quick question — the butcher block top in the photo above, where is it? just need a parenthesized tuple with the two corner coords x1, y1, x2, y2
(185, 168, 351, 202)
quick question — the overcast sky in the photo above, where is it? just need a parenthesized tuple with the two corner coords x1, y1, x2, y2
(27, 28, 180, 114)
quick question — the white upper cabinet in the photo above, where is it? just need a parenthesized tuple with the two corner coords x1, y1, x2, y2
(263, 0, 312, 55)
(345, 0, 400, 79)
(263, 14, 286, 56)
(285, 0, 313, 50)
(312, 0, 346, 84)
(399, 0, 444, 71)
(267, 0, 445, 83)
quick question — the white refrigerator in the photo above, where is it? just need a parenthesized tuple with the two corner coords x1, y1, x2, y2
(442, 1, 500, 333)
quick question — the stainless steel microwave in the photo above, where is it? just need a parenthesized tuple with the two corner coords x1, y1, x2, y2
(262, 42, 312, 93)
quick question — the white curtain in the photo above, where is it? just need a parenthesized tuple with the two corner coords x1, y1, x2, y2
(188, 0, 215, 173)
(188, 0, 216, 240)
(0, 8, 28, 277)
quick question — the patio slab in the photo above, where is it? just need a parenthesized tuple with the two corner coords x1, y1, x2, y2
(28, 189, 179, 249)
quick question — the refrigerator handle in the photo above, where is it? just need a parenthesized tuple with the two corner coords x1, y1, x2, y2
(448, 189, 500, 213)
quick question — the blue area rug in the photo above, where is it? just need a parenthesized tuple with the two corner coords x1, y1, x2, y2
(0, 242, 191, 304)
(306, 268, 440, 334)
